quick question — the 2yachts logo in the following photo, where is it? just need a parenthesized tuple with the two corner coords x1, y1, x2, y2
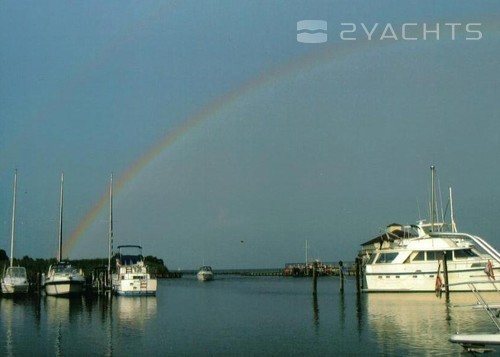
(297, 20, 482, 43)
(297, 20, 328, 43)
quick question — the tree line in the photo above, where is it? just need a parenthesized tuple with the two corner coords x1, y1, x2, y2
(0, 249, 172, 280)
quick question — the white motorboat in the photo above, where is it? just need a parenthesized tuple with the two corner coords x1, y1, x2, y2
(360, 166, 500, 293)
(197, 266, 214, 281)
(2, 266, 29, 295)
(43, 173, 85, 296)
(1, 171, 29, 295)
(44, 261, 86, 296)
(112, 245, 157, 296)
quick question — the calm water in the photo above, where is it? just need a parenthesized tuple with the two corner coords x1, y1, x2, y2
(1, 275, 498, 356)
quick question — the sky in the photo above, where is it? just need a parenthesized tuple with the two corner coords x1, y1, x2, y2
(1, 1, 499, 270)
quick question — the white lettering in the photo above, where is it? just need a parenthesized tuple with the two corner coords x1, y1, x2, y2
(360, 23, 379, 41)
(380, 23, 398, 40)
(423, 23, 440, 40)
(340, 23, 356, 40)
(466, 23, 482, 40)
(444, 23, 461, 40)
(401, 23, 417, 40)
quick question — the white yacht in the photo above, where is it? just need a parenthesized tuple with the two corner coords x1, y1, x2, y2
(112, 245, 157, 296)
(361, 221, 500, 292)
(197, 266, 214, 281)
(360, 166, 500, 293)
(1, 171, 29, 295)
(43, 173, 85, 296)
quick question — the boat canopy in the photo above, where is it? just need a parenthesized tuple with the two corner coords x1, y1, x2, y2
(4, 266, 27, 278)
(361, 228, 417, 247)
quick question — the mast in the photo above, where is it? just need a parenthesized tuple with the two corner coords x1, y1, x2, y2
(10, 170, 17, 268)
(430, 165, 435, 232)
(450, 187, 457, 233)
(108, 174, 113, 283)
(58, 172, 64, 262)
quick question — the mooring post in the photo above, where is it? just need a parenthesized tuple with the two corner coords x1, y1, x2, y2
(312, 260, 318, 296)
(443, 251, 450, 301)
(355, 257, 361, 293)
(339, 260, 344, 293)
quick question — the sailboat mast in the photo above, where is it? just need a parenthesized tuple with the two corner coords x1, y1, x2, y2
(58, 173, 64, 262)
(430, 165, 435, 232)
(450, 187, 457, 233)
(10, 170, 17, 268)
(108, 174, 113, 281)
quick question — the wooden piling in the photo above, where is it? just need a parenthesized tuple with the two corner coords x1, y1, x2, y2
(36, 272, 41, 294)
(339, 260, 344, 293)
(355, 257, 361, 293)
(443, 251, 450, 301)
(312, 261, 318, 296)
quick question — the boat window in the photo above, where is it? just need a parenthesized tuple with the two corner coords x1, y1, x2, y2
(367, 254, 378, 264)
(426, 251, 452, 261)
(454, 249, 478, 259)
(413, 251, 425, 261)
(376, 253, 398, 264)
(426, 251, 441, 261)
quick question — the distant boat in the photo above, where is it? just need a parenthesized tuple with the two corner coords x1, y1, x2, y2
(1, 171, 29, 295)
(43, 173, 85, 296)
(112, 245, 157, 296)
(197, 266, 214, 281)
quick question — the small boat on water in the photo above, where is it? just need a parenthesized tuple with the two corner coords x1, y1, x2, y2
(44, 261, 86, 296)
(1, 171, 29, 295)
(2, 266, 29, 295)
(43, 173, 85, 296)
(112, 245, 157, 296)
(197, 266, 214, 281)
(360, 166, 500, 293)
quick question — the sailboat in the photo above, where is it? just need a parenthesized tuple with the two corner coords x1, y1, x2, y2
(43, 173, 85, 296)
(1, 171, 29, 295)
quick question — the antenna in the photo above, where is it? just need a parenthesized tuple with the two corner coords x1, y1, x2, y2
(430, 165, 435, 232)
(450, 187, 457, 232)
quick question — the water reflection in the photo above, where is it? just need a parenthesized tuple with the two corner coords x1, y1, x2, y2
(312, 294, 319, 328)
(44, 296, 83, 323)
(116, 297, 157, 327)
(1, 298, 14, 357)
(1, 296, 35, 357)
(355, 291, 364, 336)
(366, 293, 496, 355)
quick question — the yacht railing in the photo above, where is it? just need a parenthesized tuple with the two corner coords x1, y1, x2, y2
(431, 232, 500, 263)
(448, 280, 500, 331)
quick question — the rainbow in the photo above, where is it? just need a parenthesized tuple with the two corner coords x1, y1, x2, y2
(63, 42, 351, 257)
(63, 19, 500, 257)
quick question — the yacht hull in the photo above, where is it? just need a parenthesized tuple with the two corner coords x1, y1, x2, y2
(197, 272, 214, 281)
(113, 278, 157, 296)
(364, 264, 498, 292)
(45, 280, 84, 296)
(1, 279, 29, 294)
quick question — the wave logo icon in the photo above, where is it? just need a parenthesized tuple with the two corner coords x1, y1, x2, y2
(297, 20, 328, 43)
